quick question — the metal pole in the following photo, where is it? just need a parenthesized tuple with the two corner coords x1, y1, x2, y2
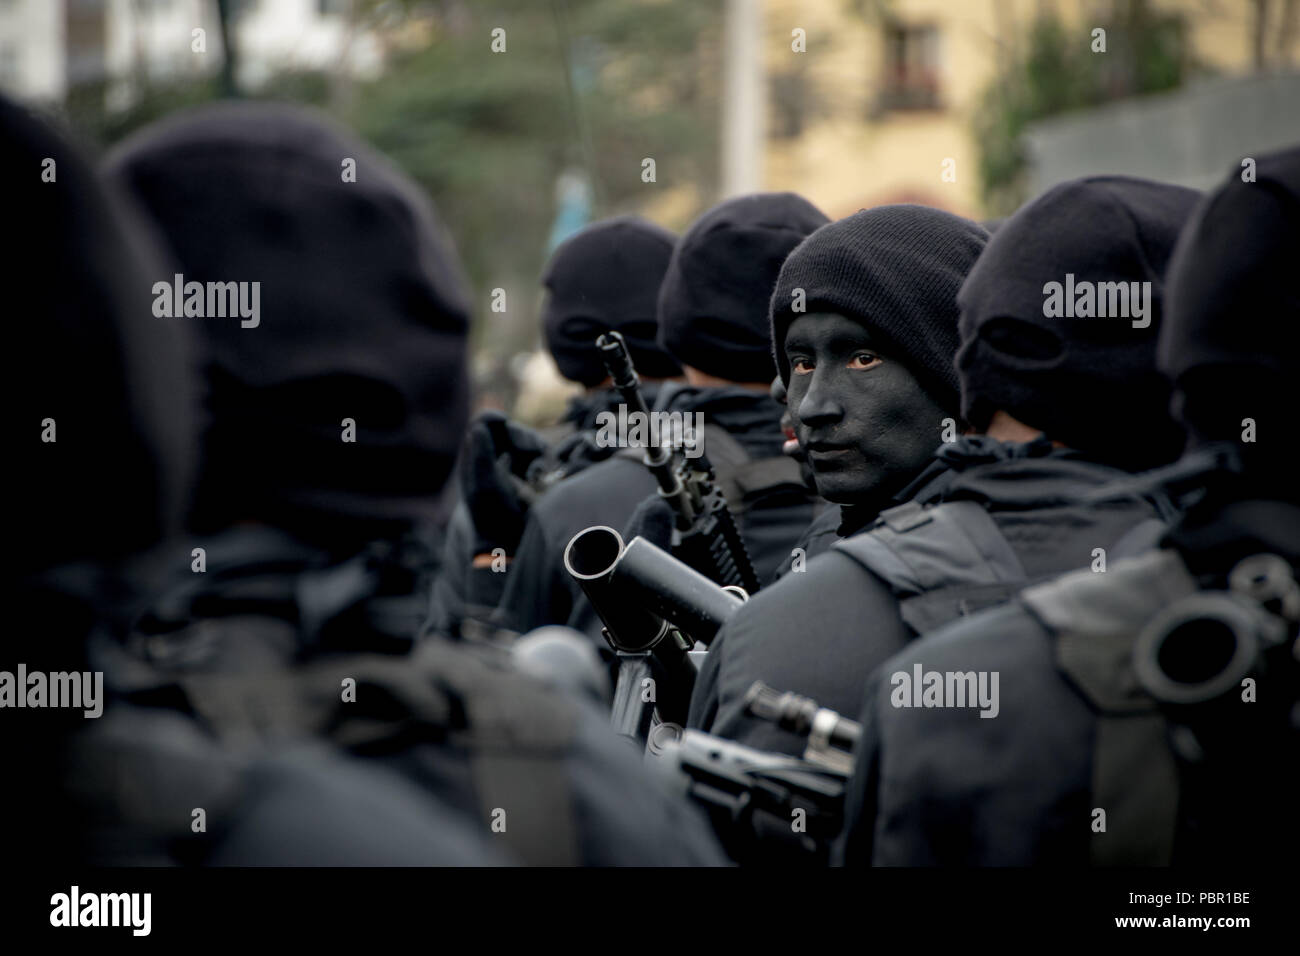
(721, 0, 765, 197)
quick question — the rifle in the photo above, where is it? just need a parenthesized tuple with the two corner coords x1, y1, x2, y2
(648, 681, 862, 865)
(743, 681, 861, 774)
(564, 524, 745, 744)
(595, 331, 761, 594)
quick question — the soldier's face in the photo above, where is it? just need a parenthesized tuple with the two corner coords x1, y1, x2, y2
(784, 312, 949, 505)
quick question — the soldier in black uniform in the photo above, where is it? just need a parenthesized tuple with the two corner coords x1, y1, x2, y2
(841, 147, 1300, 867)
(497, 193, 829, 641)
(763, 205, 990, 579)
(92, 101, 724, 865)
(691, 181, 1197, 756)
(2, 95, 513, 867)
(427, 216, 683, 640)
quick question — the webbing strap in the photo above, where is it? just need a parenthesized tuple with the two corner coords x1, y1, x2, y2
(1024, 551, 1198, 865)
(834, 499, 1028, 634)
(470, 750, 580, 866)
(171, 640, 584, 866)
(1090, 714, 1180, 865)
(616, 425, 804, 512)
(417, 642, 582, 867)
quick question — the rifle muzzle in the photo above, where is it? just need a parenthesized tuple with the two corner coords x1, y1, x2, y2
(564, 526, 746, 653)
(565, 526, 670, 653)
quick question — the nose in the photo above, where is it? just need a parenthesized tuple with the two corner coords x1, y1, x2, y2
(796, 369, 844, 431)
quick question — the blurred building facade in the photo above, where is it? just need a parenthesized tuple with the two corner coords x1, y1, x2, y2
(3, 0, 1296, 423)
(6, 1, 1294, 221)
(757, 0, 1299, 219)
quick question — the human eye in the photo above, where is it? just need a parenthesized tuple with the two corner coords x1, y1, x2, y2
(847, 351, 881, 370)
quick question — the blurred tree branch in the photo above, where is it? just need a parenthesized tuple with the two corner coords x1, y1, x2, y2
(973, 0, 1195, 216)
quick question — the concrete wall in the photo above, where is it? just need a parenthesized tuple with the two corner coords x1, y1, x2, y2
(1024, 71, 1300, 196)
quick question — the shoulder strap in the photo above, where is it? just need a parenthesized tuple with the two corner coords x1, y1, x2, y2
(1022, 550, 1197, 865)
(701, 424, 808, 510)
(125, 635, 584, 865)
(698, 424, 750, 509)
(616, 425, 805, 513)
(834, 499, 1029, 635)
(308, 641, 583, 867)
(138, 536, 424, 673)
(414, 640, 582, 866)
(1108, 517, 1168, 561)
(730, 456, 808, 503)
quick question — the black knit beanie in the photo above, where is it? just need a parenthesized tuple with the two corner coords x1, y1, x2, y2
(542, 216, 681, 386)
(658, 192, 827, 382)
(7, 96, 196, 577)
(106, 102, 472, 540)
(1160, 147, 1300, 481)
(956, 176, 1198, 470)
(770, 204, 988, 408)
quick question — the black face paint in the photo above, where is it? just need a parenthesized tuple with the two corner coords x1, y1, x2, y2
(785, 312, 951, 507)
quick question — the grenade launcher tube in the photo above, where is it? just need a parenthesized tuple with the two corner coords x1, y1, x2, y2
(564, 526, 744, 653)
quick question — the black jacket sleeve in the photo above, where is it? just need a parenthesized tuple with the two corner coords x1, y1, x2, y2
(687, 549, 913, 756)
(841, 602, 1095, 865)
(423, 503, 476, 638)
(495, 508, 573, 635)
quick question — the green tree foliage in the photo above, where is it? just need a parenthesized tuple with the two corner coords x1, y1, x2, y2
(343, 0, 722, 358)
(974, 0, 1191, 216)
(63, 0, 722, 365)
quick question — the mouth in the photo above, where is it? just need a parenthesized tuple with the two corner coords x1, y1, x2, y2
(804, 440, 855, 460)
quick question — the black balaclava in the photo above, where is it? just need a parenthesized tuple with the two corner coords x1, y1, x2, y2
(1160, 146, 1300, 500)
(1157, 150, 1300, 854)
(542, 216, 681, 387)
(4, 94, 198, 865)
(106, 102, 472, 548)
(9, 97, 196, 578)
(768, 205, 987, 509)
(658, 192, 827, 382)
(770, 204, 988, 398)
(957, 176, 1198, 471)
